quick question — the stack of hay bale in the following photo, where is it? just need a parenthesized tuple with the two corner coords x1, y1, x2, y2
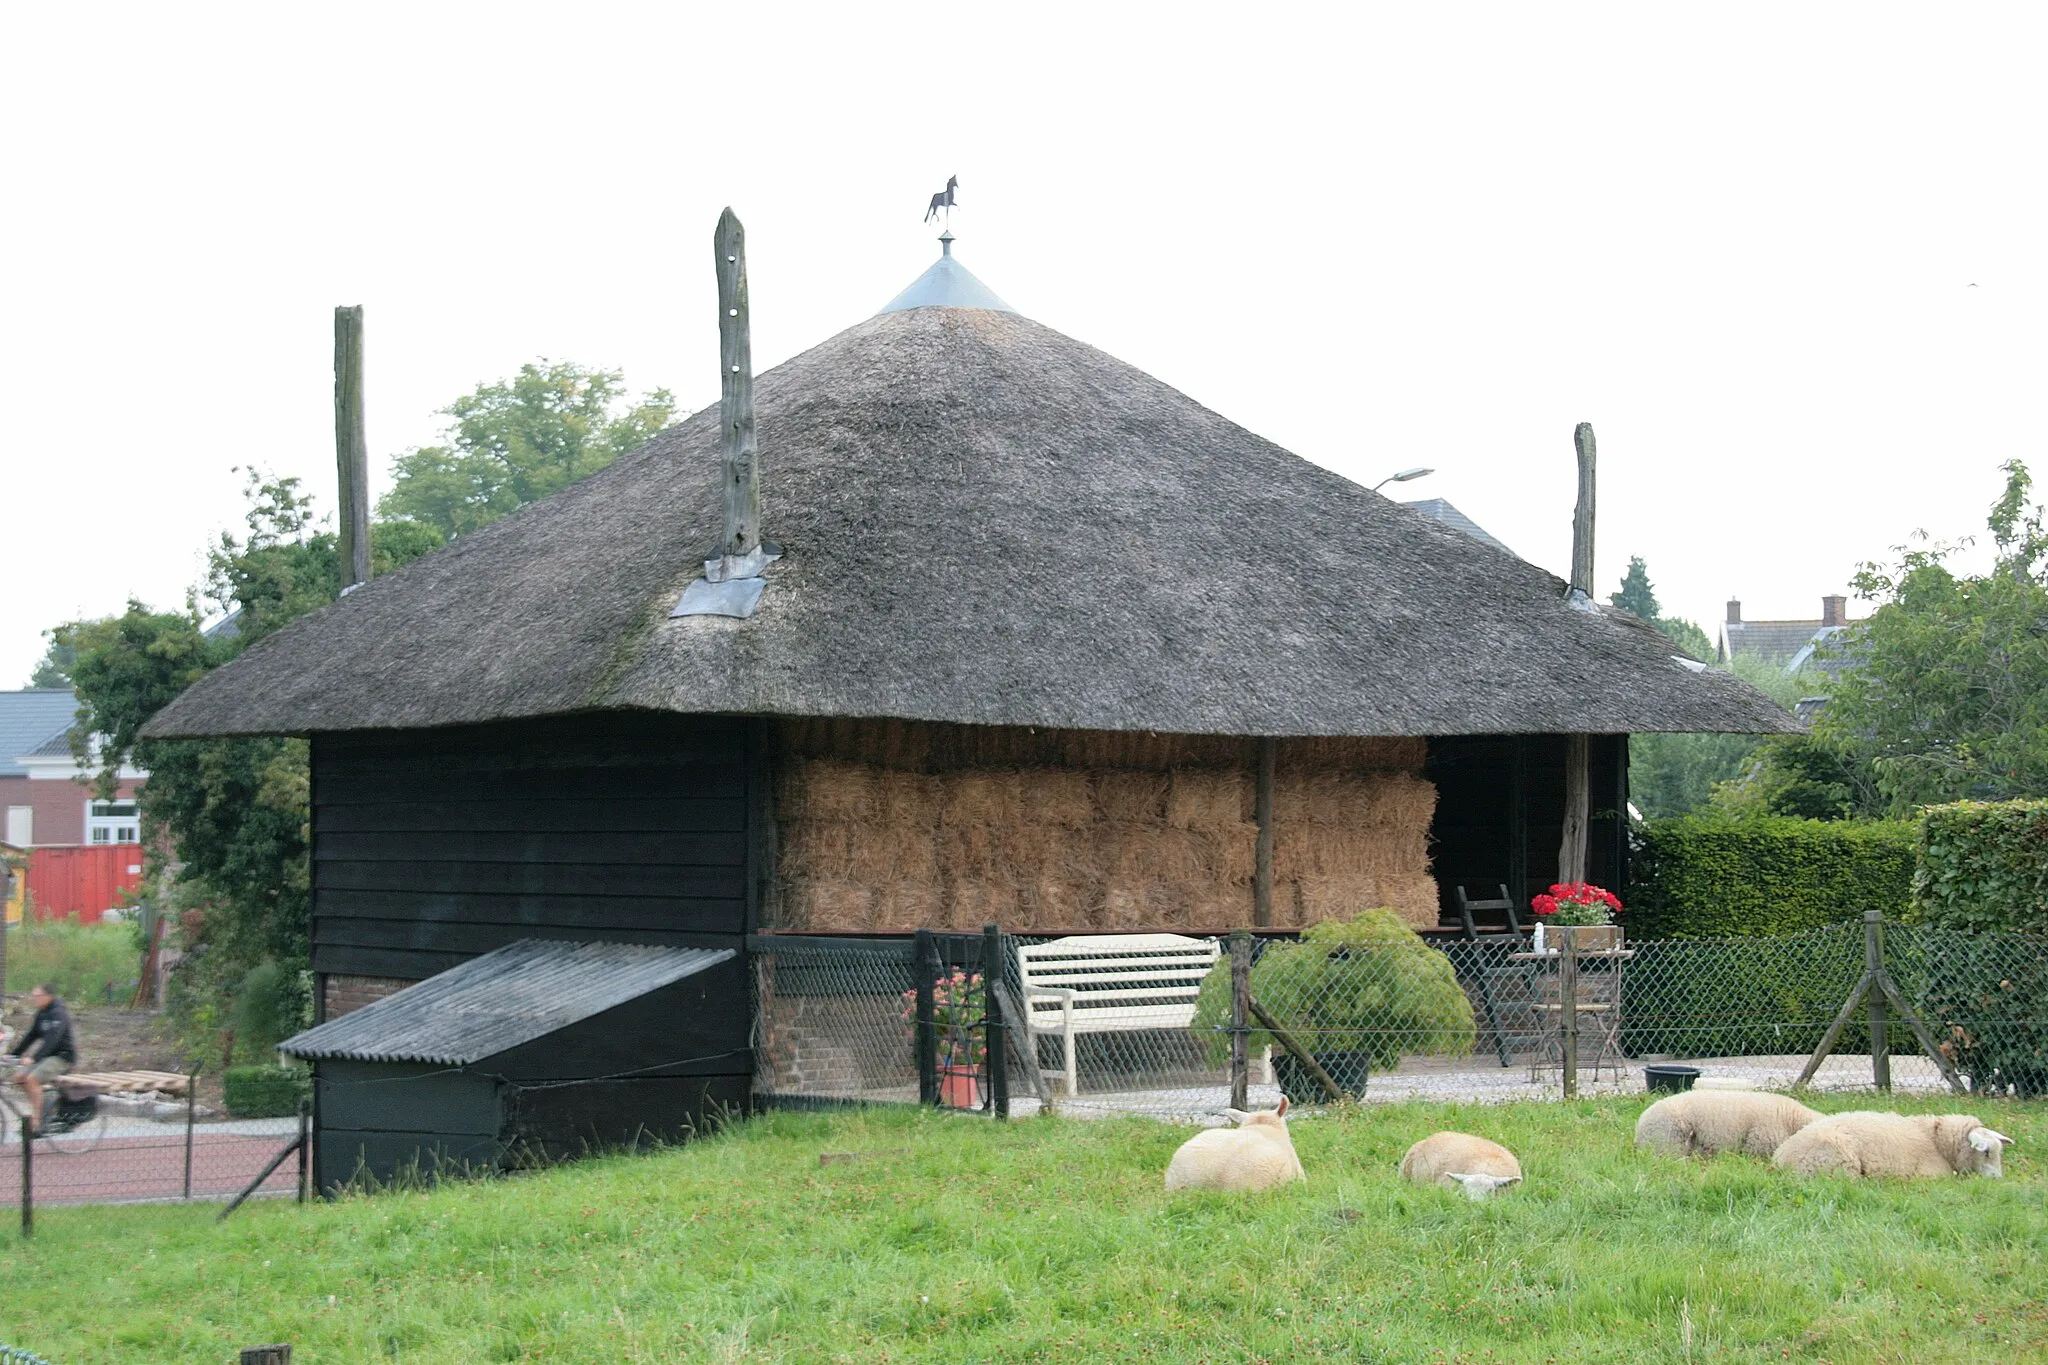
(773, 723, 1439, 934)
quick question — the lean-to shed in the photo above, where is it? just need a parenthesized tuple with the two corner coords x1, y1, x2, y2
(143, 230, 1793, 1174)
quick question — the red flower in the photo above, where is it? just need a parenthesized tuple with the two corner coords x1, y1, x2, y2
(1530, 895, 1559, 917)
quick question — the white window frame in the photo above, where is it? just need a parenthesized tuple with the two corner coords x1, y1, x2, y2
(85, 799, 140, 845)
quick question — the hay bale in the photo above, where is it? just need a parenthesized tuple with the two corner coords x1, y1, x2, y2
(946, 881, 1019, 930)
(1273, 826, 1430, 880)
(1094, 770, 1169, 822)
(1018, 768, 1094, 828)
(783, 820, 938, 884)
(1278, 736, 1427, 773)
(778, 760, 872, 823)
(871, 881, 944, 932)
(1101, 825, 1224, 883)
(1023, 875, 1099, 928)
(1165, 769, 1249, 828)
(1290, 874, 1443, 930)
(1187, 887, 1248, 933)
(789, 879, 876, 931)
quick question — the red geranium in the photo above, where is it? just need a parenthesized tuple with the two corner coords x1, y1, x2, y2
(1530, 882, 1622, 926)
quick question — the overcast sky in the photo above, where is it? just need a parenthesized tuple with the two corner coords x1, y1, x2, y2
(4, 4, 2043, 690)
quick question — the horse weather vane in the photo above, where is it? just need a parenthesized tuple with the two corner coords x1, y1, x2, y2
(925, 174, 959, 225)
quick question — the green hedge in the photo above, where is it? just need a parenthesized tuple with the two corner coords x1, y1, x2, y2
(223, 1064, 310, 1119)
(1628, 815, 1916, 938)
(1911, 800, 2048, 933)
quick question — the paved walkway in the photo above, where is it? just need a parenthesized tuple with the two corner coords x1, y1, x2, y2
(1, 1122, 302, 1206)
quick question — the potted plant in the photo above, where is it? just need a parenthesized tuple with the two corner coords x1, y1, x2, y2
(898, 968, 986, 1108)
(1530, 882, 1625, 952)
(1193, 910, 1477, 1103)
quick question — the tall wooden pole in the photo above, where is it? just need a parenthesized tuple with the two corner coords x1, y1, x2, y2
(1252, 739, 1276, 928)
(714, 209, 761, 569)
(1559, 423, 1596, 884)
(333, 306, 371, 589)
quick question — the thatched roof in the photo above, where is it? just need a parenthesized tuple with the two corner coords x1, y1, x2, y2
(143, 301, 1795, 741)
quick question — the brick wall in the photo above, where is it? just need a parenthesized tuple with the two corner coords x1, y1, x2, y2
(0, 775, 142, 848)
(756, 990, 913, 1098)
(322, 974, 418, 1019)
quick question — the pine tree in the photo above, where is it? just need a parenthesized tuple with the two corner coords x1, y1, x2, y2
(1611, 556, 1660, 621)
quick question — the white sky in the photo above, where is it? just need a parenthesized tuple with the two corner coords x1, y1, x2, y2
(4, 3, 2043, 688)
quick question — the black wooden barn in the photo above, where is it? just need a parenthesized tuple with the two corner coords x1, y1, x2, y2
(143, 230, 1791, 1186)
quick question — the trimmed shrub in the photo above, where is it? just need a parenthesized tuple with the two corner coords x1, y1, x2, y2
(1628, 815, 1915, 938)
(1619, 926, 1868, 1059)
(1911, 800, 2048, 933)
(223, 1064, 310, 1119)
(1192, 910, 1475, 1071)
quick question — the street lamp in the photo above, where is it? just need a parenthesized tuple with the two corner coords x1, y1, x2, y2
(1371, 466, 1435, 493)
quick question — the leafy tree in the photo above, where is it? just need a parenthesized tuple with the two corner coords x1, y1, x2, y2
(1726, 462, 2048, 820)
(1629, 655, 1807, 819)
(1611, 556, 1660, 621)
(26, 637, 76, 689)
(1655, 616, 1715, 664)
(378, 361, 675, 539)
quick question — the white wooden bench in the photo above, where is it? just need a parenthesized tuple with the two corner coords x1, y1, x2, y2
(1016, 933, 1222, 1097)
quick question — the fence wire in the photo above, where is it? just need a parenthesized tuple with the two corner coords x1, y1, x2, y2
(750, 921, 2048, 1118)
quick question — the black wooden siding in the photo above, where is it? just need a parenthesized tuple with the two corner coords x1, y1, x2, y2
(1427, 734, 1628, 922)
(311, 714, 756, 983)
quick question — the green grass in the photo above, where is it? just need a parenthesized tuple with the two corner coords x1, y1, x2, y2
(4, 920, 135, 1002)
(9, 1095, 2047, 1363)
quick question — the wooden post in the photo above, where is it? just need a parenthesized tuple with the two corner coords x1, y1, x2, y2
(1247, 997, 1346, 1103)
(1570, 422, 1596, 596)
(913, 930, 938, 1106)
(183, 1067, 198, 1199)
(713, 209, 761, 567)
(1558, 925, 1580, 1100)
(1558, 734, 1590, 885)
(333, 306, 371, 590)
(1253, 739, 1276, 928)
(19, 1110, 30, 1239)
(1228, 931, 1252, 1111)
(1865, 911, 1891, 1091)
(981, 923, 1009, 1120)
(297, 1097, 312, 1202)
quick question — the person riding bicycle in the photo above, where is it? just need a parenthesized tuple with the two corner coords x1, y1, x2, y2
(7, 985, 78, 1134)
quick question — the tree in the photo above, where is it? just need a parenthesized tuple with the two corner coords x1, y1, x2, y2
(1629, 655, 1807, 819)
(26, 637, 75, 689)
(1611, 556, 1660, 621)
(378, 361, 676, 539)
(1729, 461, 2048, 820)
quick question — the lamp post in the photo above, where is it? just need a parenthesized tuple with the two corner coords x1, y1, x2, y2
(1372, 466, 1434, 493)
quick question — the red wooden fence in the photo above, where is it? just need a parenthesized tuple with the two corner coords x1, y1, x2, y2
(24, 845, 144, 922)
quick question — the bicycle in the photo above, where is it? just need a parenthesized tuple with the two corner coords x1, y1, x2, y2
(0, 1057, 110, 1154)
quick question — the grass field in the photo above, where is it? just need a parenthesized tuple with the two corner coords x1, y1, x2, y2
(6, 1095, 2045, 1363)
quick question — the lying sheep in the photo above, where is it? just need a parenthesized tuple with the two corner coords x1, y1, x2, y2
(1773, 1112, 2013, 1179)
(1635, 1089, 1822, 1158)
(1164, 1098, 1305, 1193)
(1399, 1131, 1522, 1199)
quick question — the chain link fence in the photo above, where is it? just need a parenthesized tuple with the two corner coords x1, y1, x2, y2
(751, 918, 2048, 1118)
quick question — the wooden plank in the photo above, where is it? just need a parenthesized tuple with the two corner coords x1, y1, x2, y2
(315, 798, 746, 834)
(317, 1064, 500, 1136)
(311, 946, 469, 979)
(715, 207, 761, 559)
(320, 714, 747, 759)
(314, 859, 746, 899)
(314, 888, 744, 926)
(316, 765, 745, 806)
(312, 829, 747, 866)
(315, 919, 743, 955)
(333, 305, 371, 589)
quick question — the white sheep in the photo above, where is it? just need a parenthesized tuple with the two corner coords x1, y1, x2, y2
(1164, 1099, 1305, 1193)
(1634, 1089, 1823, 1159)
(1399, 1131, 1523, 1199)
(1773, 1111, 2013, 1179)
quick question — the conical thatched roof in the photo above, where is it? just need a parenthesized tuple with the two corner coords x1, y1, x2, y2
(142, 304, 1794, 741)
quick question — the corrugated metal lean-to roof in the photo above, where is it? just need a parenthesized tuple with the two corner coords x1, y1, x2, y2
(280, 939, 737, 1065)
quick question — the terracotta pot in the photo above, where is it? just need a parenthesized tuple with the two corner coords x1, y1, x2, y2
(939, 1064, 981, 1109)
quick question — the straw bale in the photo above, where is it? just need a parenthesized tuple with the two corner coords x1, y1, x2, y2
(937, 770, 1022, 828)
(1016, 768, 1094, 828)
(781, 820, 939, 885)
(871, 881, 944, 933)
(1100, 886, 1150, 932)
(1278, 736, 1427, 773)
(1273, 825, 1431, 880)
(1099, 825, 1219, 883)
(1023, 875, 1100, 928)
(946, 881, 1020, 931)
(1187, 887, 1250, 933)
(1272, 770, 1437, 831)
(1094, 770, 1169, 823)
(1291, 874, 1443, 930)
(778, 759, 872, 823)
(787, 879, 876, 932)
(1166, 769, 1250, 828)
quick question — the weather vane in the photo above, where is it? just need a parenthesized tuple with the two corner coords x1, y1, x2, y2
(924, 174, 959, 226)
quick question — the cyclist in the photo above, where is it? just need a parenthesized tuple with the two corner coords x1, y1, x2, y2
(7, 985, 78, 1134)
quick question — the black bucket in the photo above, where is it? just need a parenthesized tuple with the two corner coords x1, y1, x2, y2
(1274, 1051, 1370, 1104)
(1643, 1064, 1701, 1094)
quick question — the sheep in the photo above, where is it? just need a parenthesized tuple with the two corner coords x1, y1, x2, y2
(1634, 1089, 1823, 1159)
(1772, 1112, 2013, 1179)
(1398, 1131, 1523, 1200)
(1164, 1098, 1305, 1192)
